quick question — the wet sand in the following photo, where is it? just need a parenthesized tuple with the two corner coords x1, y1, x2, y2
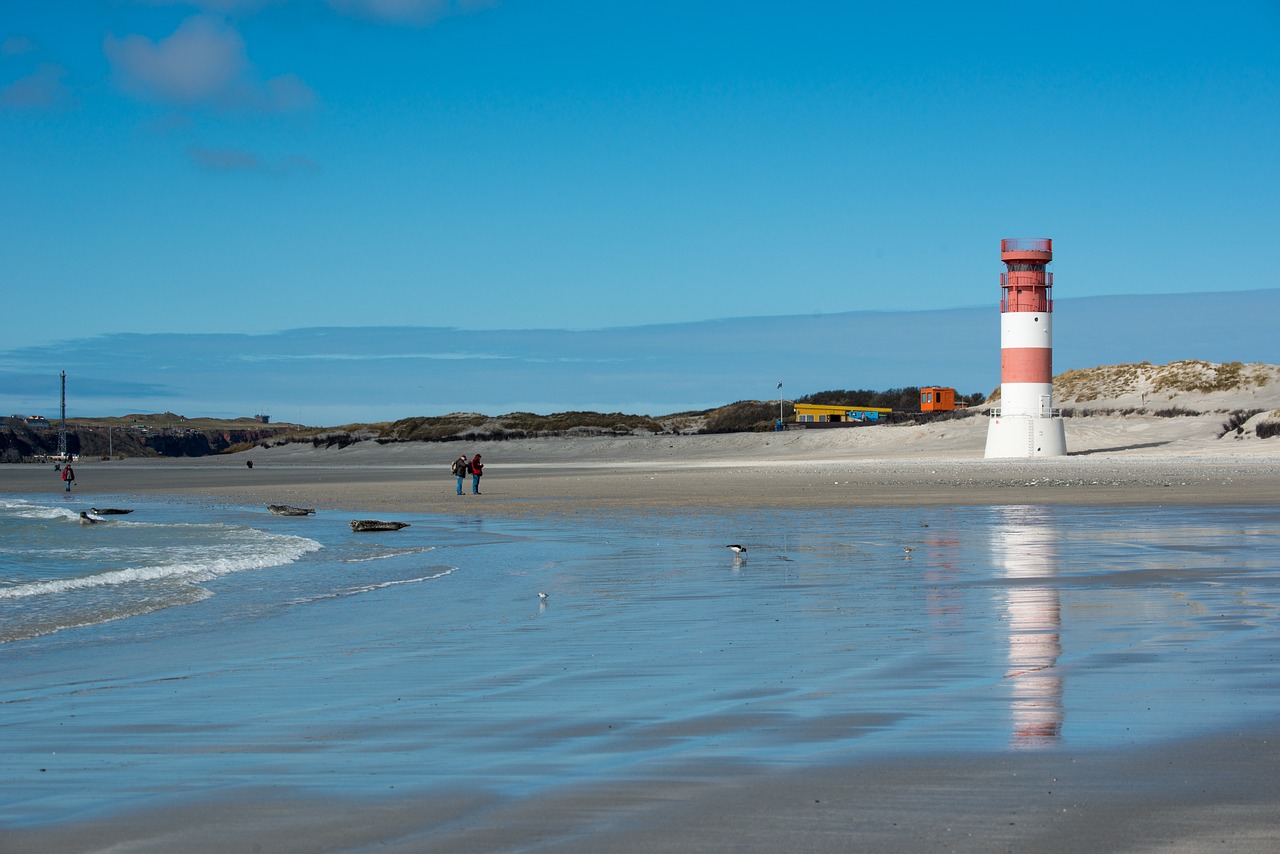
(4, 415, 1280, 852)
(6, 730, 1280, 853)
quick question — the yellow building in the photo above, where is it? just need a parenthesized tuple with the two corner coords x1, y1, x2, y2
(792, 403, 892, 424)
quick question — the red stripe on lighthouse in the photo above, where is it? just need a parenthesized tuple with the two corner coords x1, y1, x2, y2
(1001, 348, 1052, 383)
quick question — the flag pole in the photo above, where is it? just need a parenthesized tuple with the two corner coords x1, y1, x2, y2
(777, 380, 783, 431)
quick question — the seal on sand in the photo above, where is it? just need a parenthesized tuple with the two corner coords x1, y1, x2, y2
(268, 505, 316, 516)
(350, 520, 410, 532)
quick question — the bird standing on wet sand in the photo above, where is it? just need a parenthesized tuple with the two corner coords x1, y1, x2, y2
(903, 546, 914, 558)
(538, 592, 549, 601)
(726, 544, 747, 558)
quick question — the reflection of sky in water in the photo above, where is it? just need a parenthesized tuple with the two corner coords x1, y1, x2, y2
(5, 501, 1280, 811)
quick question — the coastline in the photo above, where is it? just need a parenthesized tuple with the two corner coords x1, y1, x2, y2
(5, 413, 1279, 514)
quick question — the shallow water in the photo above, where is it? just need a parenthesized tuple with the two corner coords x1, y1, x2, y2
(3, 496, 1280, 824)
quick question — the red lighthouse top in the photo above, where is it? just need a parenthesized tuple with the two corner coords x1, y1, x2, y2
(999, 237, 1053, 313)
(1001, 237, 1052, 264)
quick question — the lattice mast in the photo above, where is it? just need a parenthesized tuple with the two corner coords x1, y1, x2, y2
(57, 371, 67, 458)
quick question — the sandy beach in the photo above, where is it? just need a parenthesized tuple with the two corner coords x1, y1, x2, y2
(4, 412, 1280, 853)
(8, 411, 1280, 514)
(8, 731, 1280, 853)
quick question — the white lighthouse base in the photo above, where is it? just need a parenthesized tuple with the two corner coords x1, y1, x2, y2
(985, 415, 1067, 459)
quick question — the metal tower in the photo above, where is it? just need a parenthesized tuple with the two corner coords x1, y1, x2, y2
(984, 238, 1067, 458)
(57, 370, 67, 458)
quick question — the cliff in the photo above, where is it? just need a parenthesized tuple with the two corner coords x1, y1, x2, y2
(0, 414, 295, 462)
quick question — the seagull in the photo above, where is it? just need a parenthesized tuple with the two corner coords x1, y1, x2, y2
(903, 547, 914, 558)
(726, 544, 747, 558)
(538, 592, 549, 601)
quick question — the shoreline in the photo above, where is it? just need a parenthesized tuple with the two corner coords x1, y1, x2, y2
(4, 416, 1279, 514)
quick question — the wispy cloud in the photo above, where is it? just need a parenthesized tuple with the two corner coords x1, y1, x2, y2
(103, 15, 315, 112)
(237, 351, 516, 362)
(1, 35, 38, 57)
(188, 146, 262, 172)
(0, 371, 173, 399)
(2, 292, 1275, 424)
(281, 153, 321, 173)
(142, 0, 284, 11)
(0, 62, 70, 109)
(325, 0, 495, 26)
(187, 145, 321, 174)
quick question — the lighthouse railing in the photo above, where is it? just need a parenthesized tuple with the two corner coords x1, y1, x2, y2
(1001, 238, 1052, 253)
(1001, 272, 1053, 287)
(987, 407, 1062, 418)
(999, 296, 1053, 312)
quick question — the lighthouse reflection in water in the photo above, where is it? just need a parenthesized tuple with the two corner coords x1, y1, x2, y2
(993, 505, 1064, 748)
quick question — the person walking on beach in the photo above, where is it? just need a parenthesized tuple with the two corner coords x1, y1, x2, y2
(451, 454, 470, 495)
(62, 462, 75, 492)
(470, 454, 484, 494)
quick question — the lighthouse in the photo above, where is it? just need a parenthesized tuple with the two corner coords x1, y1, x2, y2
(985, 238, 1067, 458)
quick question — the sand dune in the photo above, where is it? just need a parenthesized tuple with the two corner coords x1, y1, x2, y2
(1054, 359, 1280, 412)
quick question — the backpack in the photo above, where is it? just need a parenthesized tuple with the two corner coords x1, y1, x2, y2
(451, 459, 467, 476)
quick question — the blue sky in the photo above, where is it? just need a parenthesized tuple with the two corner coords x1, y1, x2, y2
(2, 2, 1278, 423)
(4, 1, 1277, 347)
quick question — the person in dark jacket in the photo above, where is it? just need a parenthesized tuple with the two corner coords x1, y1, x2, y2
(451, 455, 470, 495)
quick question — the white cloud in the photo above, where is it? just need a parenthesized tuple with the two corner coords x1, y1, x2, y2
(2, 35, 38, 56)
(263, 72, 316, 111)
(105, 16, 246, 103)
(188, 145, 263, 172)
(0, 63, 70, 109)
(187, 146, 322, 174)
(104, 15, 315, 111)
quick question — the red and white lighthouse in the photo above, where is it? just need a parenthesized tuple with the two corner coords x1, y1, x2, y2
(985, 237, 1067, 458)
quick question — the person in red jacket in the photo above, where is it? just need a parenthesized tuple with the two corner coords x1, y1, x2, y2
(470, 454, 483, 494)
(62, 463, 75, 492)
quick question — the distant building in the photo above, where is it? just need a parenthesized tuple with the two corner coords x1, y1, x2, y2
(919, 387, 957, 412)
(23, 415, 51, 429)
(793, 403, 891, 424)
(254, 413, 271, 424)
